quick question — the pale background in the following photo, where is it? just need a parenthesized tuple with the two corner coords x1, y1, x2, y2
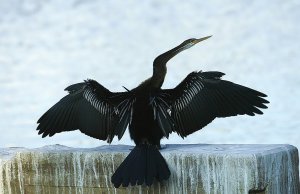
(0, 0, 299, 150)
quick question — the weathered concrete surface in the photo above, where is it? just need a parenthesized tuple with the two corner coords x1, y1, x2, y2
(0, 144, 299, 194)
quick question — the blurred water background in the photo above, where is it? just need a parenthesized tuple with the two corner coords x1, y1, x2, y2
(0, 0, 299, 149)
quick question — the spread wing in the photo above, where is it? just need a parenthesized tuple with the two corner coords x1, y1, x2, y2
(152, 71, 269, 138)
(36, 79, 134, 143)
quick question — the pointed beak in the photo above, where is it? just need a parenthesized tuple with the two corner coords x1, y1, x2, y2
(193, 35, 212, 44)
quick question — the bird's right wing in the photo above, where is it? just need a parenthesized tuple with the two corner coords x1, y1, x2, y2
(156, 71, 269, 138)
(37, 79, 134, 143)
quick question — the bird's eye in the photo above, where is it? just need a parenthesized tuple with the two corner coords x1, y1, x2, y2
(183, 39, 194, 45)
(186, 38, 197, 44)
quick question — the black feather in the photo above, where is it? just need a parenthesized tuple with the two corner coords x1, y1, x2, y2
(111, 145, 170, 188)
(160, 71, 269, 137)
(37, 80, 133, 142)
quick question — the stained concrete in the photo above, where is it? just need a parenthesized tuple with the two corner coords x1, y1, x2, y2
(0, 144, 299, 194)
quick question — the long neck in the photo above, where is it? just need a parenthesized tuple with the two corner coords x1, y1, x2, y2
(151, 44, 183, 88)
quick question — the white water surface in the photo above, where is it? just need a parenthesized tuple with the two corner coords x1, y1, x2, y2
(0, 1, 299, 149)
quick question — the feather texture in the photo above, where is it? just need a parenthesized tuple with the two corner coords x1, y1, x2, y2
(111, 145, 170, 187)
(152, 71, 269, 137)
(37, 79, 134, 143)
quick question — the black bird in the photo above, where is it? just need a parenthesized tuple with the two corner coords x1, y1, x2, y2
(36, 36, 269, 188)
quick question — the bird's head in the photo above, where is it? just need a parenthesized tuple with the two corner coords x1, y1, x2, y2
(154, 35, 212, 67)
(178, 36, 212, 52)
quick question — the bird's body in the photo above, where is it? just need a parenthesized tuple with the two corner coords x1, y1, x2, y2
(130, 88, 164, 146)
(37, 36, 269, 187)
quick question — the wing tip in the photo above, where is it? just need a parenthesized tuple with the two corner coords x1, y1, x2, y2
(64, 82, 86, 93)
(199, 71, 226, 79)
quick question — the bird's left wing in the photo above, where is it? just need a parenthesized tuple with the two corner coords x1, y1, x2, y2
(153, 71, 269, 138)
(37, 79, 134, 143)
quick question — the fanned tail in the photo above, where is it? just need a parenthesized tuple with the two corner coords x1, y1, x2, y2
(111, 145, 170, 187)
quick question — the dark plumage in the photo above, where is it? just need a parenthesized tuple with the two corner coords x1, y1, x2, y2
(36, 36, 269, 187)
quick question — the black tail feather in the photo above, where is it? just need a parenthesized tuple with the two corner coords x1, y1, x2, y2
(111, 145, 170, 187)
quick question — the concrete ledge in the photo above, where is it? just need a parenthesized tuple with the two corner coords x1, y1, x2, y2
(0, 144, 299, 194)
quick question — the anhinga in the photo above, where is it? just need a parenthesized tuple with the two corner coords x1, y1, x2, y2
(36, 36, 269, 188)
